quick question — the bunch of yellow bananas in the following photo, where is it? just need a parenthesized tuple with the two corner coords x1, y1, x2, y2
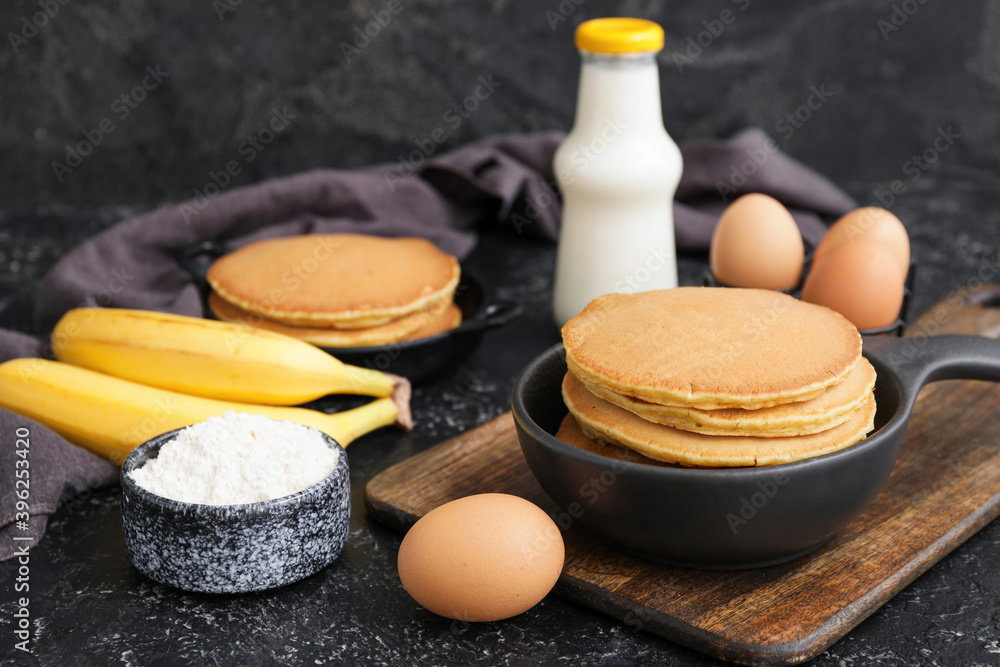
(0, 308, 412, 465)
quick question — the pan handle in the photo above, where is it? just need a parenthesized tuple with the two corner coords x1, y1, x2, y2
(864, 334, 1000, 404)
(458, 299, 523, 334)
(173, 241, 230, 296)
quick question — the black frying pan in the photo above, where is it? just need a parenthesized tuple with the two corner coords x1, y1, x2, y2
(176, 241, 522, 383)
(511, 333, 1000, 569)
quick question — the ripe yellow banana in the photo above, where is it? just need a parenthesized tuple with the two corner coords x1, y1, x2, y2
(0, 358, 412, 465)
(51, 307, 400, 405)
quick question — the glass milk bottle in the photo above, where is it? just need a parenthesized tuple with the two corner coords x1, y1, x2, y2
(552, 18, 683, 326)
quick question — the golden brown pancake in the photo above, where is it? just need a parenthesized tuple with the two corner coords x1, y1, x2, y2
(577, 357, 877, 437)
(402, 304, 462, 341)
(562, 287, 862, 410)
(206, 234, 461, 328)
(562, 372, 876, 467)
(209, 291, 458, 347)
(554, 413, 673, 467)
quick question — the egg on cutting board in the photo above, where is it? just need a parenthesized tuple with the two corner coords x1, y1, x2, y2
(802, 238, 907, 330)
(710, 193, 805, 290)
(397, 493, 565, 622)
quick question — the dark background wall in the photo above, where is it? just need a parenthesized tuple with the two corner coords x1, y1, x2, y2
(3, 0, 997, 213)
(2, 0, 1000, 333)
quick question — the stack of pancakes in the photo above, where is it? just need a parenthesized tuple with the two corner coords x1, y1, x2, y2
(206, 234, 462, 347)
(557, 287, 877, 467)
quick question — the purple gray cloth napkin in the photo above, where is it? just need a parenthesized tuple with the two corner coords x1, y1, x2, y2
(0, 127, 856, 559)
(0, 330, 120, 560)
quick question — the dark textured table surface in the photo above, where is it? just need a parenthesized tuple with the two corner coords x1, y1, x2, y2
(3, 221, 1000, 667)
(5, 0, 1000, 664)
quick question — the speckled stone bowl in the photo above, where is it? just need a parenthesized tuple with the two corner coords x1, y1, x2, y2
(120, 427, 350, 594)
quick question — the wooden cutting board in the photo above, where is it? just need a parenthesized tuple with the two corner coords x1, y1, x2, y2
(365, 285, 1000, 666)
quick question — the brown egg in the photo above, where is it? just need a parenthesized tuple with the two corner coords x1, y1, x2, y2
(813, 207, 910, 275)
(802, 239, 906, 330)
(397, 493, 565, 622)
(710, 193, 804, 290)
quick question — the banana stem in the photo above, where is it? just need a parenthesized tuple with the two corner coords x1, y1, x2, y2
(335, 363, 398, 397)
(324, 374, 413, 446)
(326, 397, 400, 446)
(390, 374, 413, 431)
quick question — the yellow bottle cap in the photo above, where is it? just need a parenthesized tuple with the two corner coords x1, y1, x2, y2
(575, 18, 664, 54)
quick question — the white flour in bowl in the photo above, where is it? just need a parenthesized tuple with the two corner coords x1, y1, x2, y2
(130, 411, 338, 505)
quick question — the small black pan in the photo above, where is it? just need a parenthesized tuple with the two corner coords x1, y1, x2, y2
(511, 334, 1000, 569)
(175, 241, 522, 383)
(329, 284, 521, 382)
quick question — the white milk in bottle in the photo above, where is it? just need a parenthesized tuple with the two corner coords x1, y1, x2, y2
(552, 18, 682, 326)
